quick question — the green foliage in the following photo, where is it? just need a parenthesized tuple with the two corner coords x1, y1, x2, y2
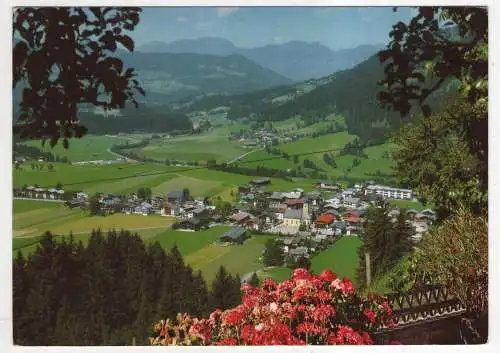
(392, 100, 487, 217)
(210, 266, 242, 311)
(13, 7, 143, 144)
(357, 203, 414, 288)
(12, 230, 215, 345)
(79, 106, 193, 135)
(248, 272, 260, 287)
(262, 239, 284, 267)
(414, 207, 487, 314)
(378, 7, 487, 117)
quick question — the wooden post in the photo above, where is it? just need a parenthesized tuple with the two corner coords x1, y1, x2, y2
(365, 252, 371, 286)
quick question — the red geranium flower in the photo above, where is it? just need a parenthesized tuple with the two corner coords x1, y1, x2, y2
(319, 269, 336, 282)
(292, 268, 312, 281)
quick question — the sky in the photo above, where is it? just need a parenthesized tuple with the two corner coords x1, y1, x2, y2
(132, 6, 416, 51)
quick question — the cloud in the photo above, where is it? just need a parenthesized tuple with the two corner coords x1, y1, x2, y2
(273, 36, 286, 44)
(176, 16, 188, 22)
(216, 7, 239, 18)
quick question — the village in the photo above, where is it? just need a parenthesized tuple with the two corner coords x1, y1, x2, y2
(14, 178, 436, 264)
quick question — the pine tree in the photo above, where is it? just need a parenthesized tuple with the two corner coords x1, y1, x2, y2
(12, 251, 28, 344)
(263, 239, 284, 267)
(390, 211, 414, 265)
(356, 204, 394, 287)
(248, 272, 260, 287)
(210, 266, 241, 310)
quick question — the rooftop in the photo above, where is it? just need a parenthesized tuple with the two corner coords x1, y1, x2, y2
(283, 208, 303, 220)
(220, 227, 246, 240)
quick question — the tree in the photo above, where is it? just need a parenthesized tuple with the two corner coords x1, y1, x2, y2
(262, 239, 284, 267)
(356, 203, 395, 287)
(390, 212, 414, 265)
(248, 272, 260, 287)
(144, 187, 152, 201)
(413, 206, 487, 343)
(13, 7, 144, 146)
(215, 200, 232, 218)
(378, 7, 487, 117)
(182, 188, 190, 201)
(210, 266, 241, 311)
(293, 155, 299, 164)
(295, 256, 311, 270)
(48, 164, 55, 172)
(89, 195, 101, 215)
(55, 182, 63, 190)
(378, 7, 488, 207)
(393, 100, 486, 217)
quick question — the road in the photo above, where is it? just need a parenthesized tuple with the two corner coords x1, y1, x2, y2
(227, 148, 262, 165)
(106, 147, 139, 163)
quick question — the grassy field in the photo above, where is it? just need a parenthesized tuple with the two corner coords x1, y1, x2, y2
(185, 234, 275, 285)
(256, 237, 362, 285)
(239, 134, 398, 181)
(258, 267, 293, 283)
(25, 134, 136, 162)
(145, 226, 231, 257)
(310, 236, 362, 284)
(13, 162, 172, 191)
(12, 200, 175, 239)
(152, 176, 226, 198)
(132, 127, 247, 163)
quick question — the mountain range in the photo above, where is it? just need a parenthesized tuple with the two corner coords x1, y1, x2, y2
(137, 37, 384, 81)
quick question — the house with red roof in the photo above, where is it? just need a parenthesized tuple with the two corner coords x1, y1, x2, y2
(315, 214, 336, 228)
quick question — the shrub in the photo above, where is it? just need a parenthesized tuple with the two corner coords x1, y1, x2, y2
(149, 269, 394, 345)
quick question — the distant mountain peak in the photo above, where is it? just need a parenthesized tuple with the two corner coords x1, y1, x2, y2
(137, 37, 382, 81)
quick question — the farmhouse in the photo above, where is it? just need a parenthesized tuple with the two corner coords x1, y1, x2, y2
(65, 199, 85, 209)
(268, 192, 286, 208)
(220, 227, 247, 244)
(134, 202, 153, 215)
(315, 214, 336, 227)
(178, 217, 207, 231)
(231, 211, 252, 225)
(315, 180, 340, 191)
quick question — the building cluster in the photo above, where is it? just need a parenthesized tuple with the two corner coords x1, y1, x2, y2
(14, 178, 435, 254)
(230, 179, 434, 257)
(13, 185, 66, 200)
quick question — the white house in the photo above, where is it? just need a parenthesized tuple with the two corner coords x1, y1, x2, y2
(364, 184, 414, 200)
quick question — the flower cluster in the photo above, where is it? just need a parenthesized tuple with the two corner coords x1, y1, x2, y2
(150, 269, 394, 346)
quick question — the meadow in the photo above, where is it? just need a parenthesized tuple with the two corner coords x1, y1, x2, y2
(255, 236, 362, 285)
(12, 200, 176, 239)
(24, 134, 137, 162)
(131, 127, 247, 163)
(310, 236, 362, 283)
(239, 132, 398, 181)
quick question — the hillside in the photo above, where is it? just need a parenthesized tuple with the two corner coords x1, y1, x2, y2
(174, 54, 459, 143)
(138, 37, 382, 81)
(118, 51, 293, 103)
